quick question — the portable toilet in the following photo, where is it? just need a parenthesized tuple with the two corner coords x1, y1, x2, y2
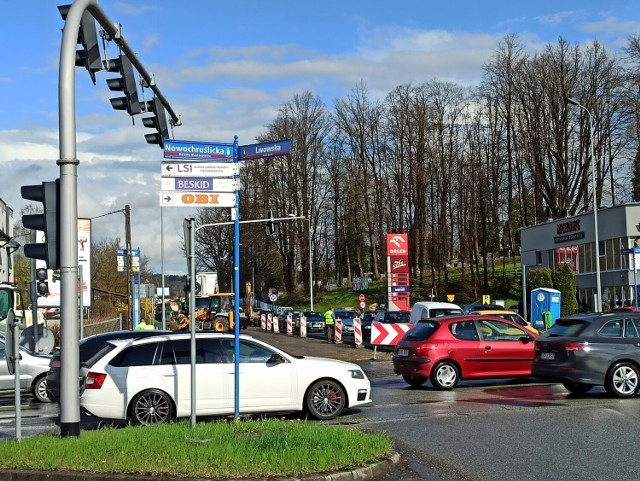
(530, 288, 562, 330)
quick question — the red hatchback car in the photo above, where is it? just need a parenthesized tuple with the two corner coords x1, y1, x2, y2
(392, 315, 538, 389)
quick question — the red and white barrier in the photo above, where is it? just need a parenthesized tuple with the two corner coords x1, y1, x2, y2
(286, 314, 293, 335)
(260, 313, 266, 330)
(353, 317, 363, 346)
(267, 313, 273, 331)
(273, 316, 280, 333)
(334, 318, 343, 343)
(371, 322, 414, 345)
(300, 315, 307, 338)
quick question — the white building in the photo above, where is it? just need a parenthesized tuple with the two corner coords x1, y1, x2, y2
(520, 202, 640, 311)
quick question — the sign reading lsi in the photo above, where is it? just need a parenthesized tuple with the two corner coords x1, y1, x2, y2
(159, 192, 236, 207)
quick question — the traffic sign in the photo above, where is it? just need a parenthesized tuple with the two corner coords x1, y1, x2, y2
(359, 301, 366, 309)
(160, 177, 238, 192)
(359, 294, 366, 302)
(160, 192, 236, 207)
(239, 139, 291, 161)
(161, 162, 239, 178)
(164, 139, 233, 160)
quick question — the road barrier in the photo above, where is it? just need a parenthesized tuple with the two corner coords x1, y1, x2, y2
(273, 316, 280, 333)
(286, 314, 293, 335)
(267, 313, 273, 331)
(354, 317, 363, 347)
(335, 318, 343, 343)
(260, 313, 266, 330)
(300, 315, 307, 338)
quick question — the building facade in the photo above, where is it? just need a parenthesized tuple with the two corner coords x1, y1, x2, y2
(520, 202, 640, 311)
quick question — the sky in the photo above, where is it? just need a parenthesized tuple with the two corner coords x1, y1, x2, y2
(1, 0, 639, 277)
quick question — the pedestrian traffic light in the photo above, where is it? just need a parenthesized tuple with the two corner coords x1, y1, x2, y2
(21, 180, 60, 270)
(104, 54, 141, 115)
(142, 96, 169, 148)
(58, 4, 102, 84)
(35, 268, 49, 297)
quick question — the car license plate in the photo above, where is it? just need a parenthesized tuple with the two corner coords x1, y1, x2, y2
(540, 352, 555, 361)
(398, 348, 409, 356)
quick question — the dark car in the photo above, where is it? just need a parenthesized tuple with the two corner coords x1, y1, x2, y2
(46, 329, 170, 402)
(532, 313, 640, 397)
(333, 309, 359, 335)
(462, 303, 503, 314)
(364, 310, 410, 343)
(393, 315, 536, 389)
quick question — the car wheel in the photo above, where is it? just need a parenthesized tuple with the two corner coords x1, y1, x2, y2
(305, 379, 346, 420)
(605, 362, 640, 397)
(430, 362, 459, 390)
(129, 389, 175, 425)
(402, 375, 427, 387)
(562, 381, 594, 395)
(32, 376, 50, 403)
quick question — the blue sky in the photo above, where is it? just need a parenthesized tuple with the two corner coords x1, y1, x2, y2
(0, 1, 639, 276)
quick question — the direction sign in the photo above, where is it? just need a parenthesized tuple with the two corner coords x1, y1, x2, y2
(160, 192, 236, 207)
(239, 139, 291, 161)
(161, 162, 239, 177)
(164, 139, 233, 160)
(160, 177, 238, 192)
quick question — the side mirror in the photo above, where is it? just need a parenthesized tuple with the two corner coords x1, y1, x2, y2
(519, 336, 533, 344)
(267, 353, 285, 365)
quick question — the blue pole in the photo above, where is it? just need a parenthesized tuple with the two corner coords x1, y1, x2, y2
(233, 135, 241, 420)
(634, 251, 638, 311)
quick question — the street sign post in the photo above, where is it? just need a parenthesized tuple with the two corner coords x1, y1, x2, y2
(239, 139, 291, 161)
(163, 139, 233, 160)
(160, 177, 238, 192)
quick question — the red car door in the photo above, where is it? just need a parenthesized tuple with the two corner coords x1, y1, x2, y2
(474, 319, 535, 377)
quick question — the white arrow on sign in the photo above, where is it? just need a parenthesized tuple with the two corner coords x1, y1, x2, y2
(161, 162, 239, 177)
(160, 177, 238, 192)
(160, 192, 236, 207)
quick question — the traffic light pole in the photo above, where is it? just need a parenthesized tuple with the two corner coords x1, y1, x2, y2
(58, 0, 180, 438)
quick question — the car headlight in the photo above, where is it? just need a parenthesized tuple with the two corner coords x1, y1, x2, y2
(349, 369, 365, 379)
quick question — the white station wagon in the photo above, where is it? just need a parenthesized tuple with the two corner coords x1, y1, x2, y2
(80, 332, 372, 424)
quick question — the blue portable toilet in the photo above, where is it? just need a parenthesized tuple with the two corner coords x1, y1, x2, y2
(530, 288, 562, 330)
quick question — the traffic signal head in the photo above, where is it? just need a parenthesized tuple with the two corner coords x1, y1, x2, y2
(104, 55, 141, 115)
(21, 180, 60, 270)
(142, 96, 169, 148)
(58, 5, 102, 84)
(35, 268, 49, 297)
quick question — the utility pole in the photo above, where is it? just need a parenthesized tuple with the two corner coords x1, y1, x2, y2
(125, 204, 132, 328)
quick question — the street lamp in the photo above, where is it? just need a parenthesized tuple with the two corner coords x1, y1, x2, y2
(566, 97, 602, 311)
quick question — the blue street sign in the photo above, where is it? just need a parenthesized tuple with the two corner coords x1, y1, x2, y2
(239, 139, 291, 161)
(391, 286, 410, 292)
(622, 247, 640, 255)
(164, 139, 234, 161)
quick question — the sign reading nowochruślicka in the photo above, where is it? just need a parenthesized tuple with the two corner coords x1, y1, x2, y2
(163, 140, 233, 160)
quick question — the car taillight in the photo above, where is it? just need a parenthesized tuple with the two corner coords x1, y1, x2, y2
(49, 359, 61, 369)
(414, 344, 434, 354)
(560, 341, 590, 352)
(85, 372, 107, 389)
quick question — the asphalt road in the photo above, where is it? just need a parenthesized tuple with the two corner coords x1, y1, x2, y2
(5, 327, 640, 481)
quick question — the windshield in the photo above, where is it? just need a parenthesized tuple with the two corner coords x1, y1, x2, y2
(405, 321, 440, 341)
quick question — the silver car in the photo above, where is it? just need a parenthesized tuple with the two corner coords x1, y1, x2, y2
(0, 337, 51, 402)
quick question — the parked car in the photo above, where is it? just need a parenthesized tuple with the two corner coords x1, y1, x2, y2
(409, 301, 463, 323)
(46, 329, 170, 402)
(0, 337, 51, 402)
(79, 332, 372, 424)
(298, 311, 325, 332)
(364, 310, 411, 343)
(334, 309, 359, 335)
(393, 315, 537, 389)
(471, 309, 539, 335)
(462, 303, 502, 314)
(532, 312, 640, 397)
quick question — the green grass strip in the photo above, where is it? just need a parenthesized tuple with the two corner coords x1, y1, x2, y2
(0, 419, 393, 478)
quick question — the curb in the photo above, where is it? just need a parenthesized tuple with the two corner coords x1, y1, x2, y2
(0, 452, 401, 481)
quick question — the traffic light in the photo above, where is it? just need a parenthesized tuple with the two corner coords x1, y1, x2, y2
(58, 5, 102, 84)
(35, 268, 49, 297)
(142, 96, 169, 148)
(104, 55, 141, 115)
(21, 180, 60, 270)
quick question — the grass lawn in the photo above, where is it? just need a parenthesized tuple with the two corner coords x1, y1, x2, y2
(0, 419, 393, 478)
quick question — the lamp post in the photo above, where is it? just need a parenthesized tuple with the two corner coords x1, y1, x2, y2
(566, 97, 602, 312)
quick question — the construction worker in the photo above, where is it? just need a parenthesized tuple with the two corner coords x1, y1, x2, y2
(324, 307, 335, 343)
